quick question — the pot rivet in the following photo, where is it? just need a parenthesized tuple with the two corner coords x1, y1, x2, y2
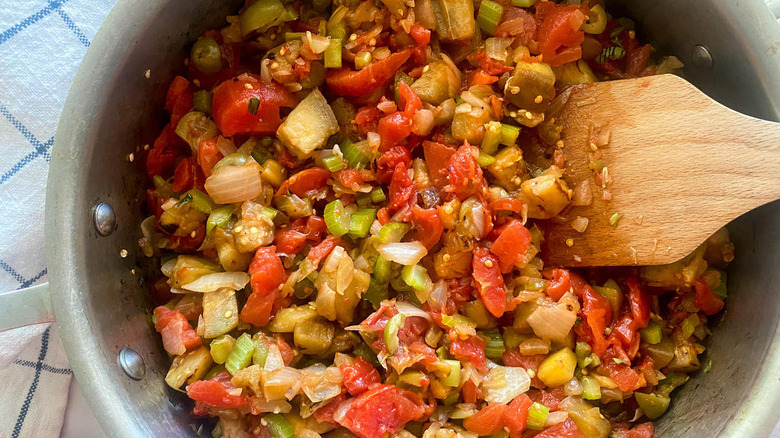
(118, 348, 145, 381)
(691, 45, 713, 70)
(93, 202, 116, 236)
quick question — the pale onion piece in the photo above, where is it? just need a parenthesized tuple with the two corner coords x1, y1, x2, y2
(333, 398, 355, 424)
(219, 418, 247, 438)
(301, 364, 343, 403)
(412, 109, 435, 136)
(216, 136, 238, 156)
(377, 100, 397, 114)
(298, 430, 323, 438)
(572, 179, 593, 206)
(180, 272, 250, 293)
(249, 396, 292, 414)
(546, 410, 569, 427)
(482, 364, 531, 404)
(564, 378, 584, 397)
(395, 301, 433, 321)
(570, 216, 589, 233)
(433, 99, 456, 126)
(370, 220, 383, 236)
(427, 280, 448, 311)
(485, 37, 513, 61)
(261, 366, 302, 401)
(527, 294, 579, 343)
(377, 241, 428, 265)
(263, 344, 285, 372)
(204, 162, 263, 204)
(260, 58, 272, 83)
(449, 403, 479, 419)
(518, 337, 551, 356)
(367, 131, 381, 152)
(460, 91, 488, 111)
(305, 31, 331, 54)
(161, 258, 177, 277)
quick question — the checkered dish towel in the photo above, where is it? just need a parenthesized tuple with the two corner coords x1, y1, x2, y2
(0, 0, 116, 437)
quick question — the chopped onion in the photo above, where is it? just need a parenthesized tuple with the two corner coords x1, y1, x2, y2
(412, 109, 435, 136)
(518, 337, 551, 356)
(161, 257, 177, 277)
(180, 272, 250, 293)
(460, 91, 489, 111)
(572, 179, 593, 206)
(546, 410, 569, 427)
(433, 99, 456, 126)
(260, 58, 272, 83)
(305, 31, 332, 54)
(249, 396, 293, 414)
(333, 398, 355, 424)
(570, 216, 589, 233)
(205, 161, 263, 204)
(301, 364, 343, 403)
(485, 37, 513, 62)
(367, 131, 381, 151)
(482, 364, 531, 404)
(264, 344, 285, 372)
(216, 136, 237, 156)
(262, 366, 302, 401)
(377, 100, 397, 114)
(377, 241, 428, 265)
(564, 378, 583, 397)
(395, 301, 433, 321)
(426, 280, 448, 311)
(527, 294, 580, 343)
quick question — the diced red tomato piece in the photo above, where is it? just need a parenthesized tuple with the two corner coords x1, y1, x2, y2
(409, 23, 431, 46)
(377, 111, 412, 151)
(422, 141, 456, 190)
(314, 393, 348, 425)
(186, 380, 248, 408)
(582, 285, 613, 356)
(168, 223, 206, 250)
(450, 335, 486, 370)
(626, 277, 651, 328)
(603, 359, 643, 392)
(240, 247, 287, 326)
(535, 3, 587, 67)
(274, 216, 327, 255)
(446, 143, 485, 199)
(694, 278, 725, 316)
(197, 138, 222, 177)
(543, 268, 572, 301)
(488, 197, 524, 214)
(620, 422, 655, 438)
(408, 206, 443, 250)
(339, 356, 381, 397)
(355, 106, 383, 137)
(503, 395, 533, 438)
(396, 82, 423, 116)
(275, 167, 330, 199)
(146, 123, 187, 178)
(165, 76, 191, 113)
(306, 235, 341, 268)
(473, 247, 507, 317)
(626, 44, 651, 77)
(326, 50, 411, 97)
(495, 7, 537, 44)
(153, 306, 202, 355)
(334, 168, 366, 190)
(211, 75, 296, 137)
(502, 351, 546, 388)
(475, 51, 514, 75)
(468, 70, 499, 86)
(490, 219, 532, 273)
(172, 157, 198, 192)
(534, 418, 585, 438)
(376, 146, 412, 184)
(463, 403, 507, 435)
(387, 162, 416, 213)
(337, 384, 426, 438)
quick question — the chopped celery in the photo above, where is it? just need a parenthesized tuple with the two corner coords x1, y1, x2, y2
(324, 38, 343, 68)
(527, 402, 550, 430)
(374, 255, 392, 283)
(264, 413, 295, 438)
(384, 313, 406, 354)
(476, 0, 503, 35)
(324, 199, 351, 237)
(349, 209, 377, 238)
(482, 329, 505, 360)
(610, 212, 623, 228)
(252, 334, 269, 367)
(328, 21, 347, 41)
(511, 0, 535, 6)
(371, 187, 387, 203)
(580, 376, 601, 400)
(210, 335, 236, 364)
(499, 123, 520, 146)
(440, 360, 462, 387)
(192, 90, 212, 115)
(482, 121, 501, 155)
(204, 364, 226, 381)
(402, 264, 431, 292)
(378, 222, 410, 243)
(340, 139, 370, 169)
(207, 206, 233, 234)
(441, 313, 477, 329)
(477, 153, 496, 167)
(322, 154, 345, 172)
(284, 31, 304, 40)
(640, 320, 663, 344)
(225, 333, 254, 375)
(240, 0, 286, 36)
(364, 278, 390, 306)
(356, 192, 373, 207)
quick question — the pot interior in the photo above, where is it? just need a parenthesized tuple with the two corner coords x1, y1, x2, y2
(46, 0, 780, 436)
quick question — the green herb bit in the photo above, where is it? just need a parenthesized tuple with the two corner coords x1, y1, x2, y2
(609, 213, 623, 228)
(247, 97, 261, 115)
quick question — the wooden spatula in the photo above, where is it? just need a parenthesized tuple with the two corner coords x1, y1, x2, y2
(538, 74, 780, 267)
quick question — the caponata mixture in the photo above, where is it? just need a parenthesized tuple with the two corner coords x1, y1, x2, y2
(140, 0, 733, 437)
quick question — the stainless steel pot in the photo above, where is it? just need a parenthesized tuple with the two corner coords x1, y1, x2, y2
(0, 0, 777, 436)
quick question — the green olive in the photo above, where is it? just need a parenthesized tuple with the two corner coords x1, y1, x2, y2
(191, 37, 222, 74)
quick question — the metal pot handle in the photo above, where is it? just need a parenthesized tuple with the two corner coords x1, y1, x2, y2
(0, 283, 55, 331)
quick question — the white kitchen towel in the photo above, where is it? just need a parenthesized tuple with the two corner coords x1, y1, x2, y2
(0, 0, 116, 437)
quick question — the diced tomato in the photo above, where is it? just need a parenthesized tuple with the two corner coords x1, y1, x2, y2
(422, 141, 456, 190)
(274, 216, 327, 255)
(337, 384, 426, 438)
(387, 162, 416, 213)
(355, 106, 383, 137)
(408, 206, 443, 250)
(314, 393, 347, 425)
(603, 359, 643, 392)
(626, 277, 650, 328)
(172, 157, 197, 192)
(463, 403, 507, 435)
(468, 70, 499, 86)
(475, 51, 514, 75)
(535, 3, 587, 66)
(620, 422, 655, 438)
(306, 235, 341, 268)
(612, 311, 637, 350)
(396, 82, 423, 116)
(377, 111, 412, 151)
(168, 223, 206, 251)
(153, 306, 202, 355)
(197, 138, 222, 177)
(461, 379, 481, 404)
(186, 380, 248, 408)
(501, 351, 545, 388)
(211, 76, 296, 137)
(240, 247, 287, 326)
(146, 123, 186, 178)
(339, 356, 381, 396)
(473, 247, 507, 318)
(450, 335, 486, 370)
(488, 197, 524, 214)
(409, 23, 431, 46)
(274, 334, 295, 365)
(582, 285, 613, 356)
(543, 268, 571, 301)
(503, 395, 533, 438)
(446, 143, 485, 199)
(694, 278, 725, 316)
(166, 77, 194, 127)
(490, 219, 532, 273)
(376, 146, 412, 184)
(334, 168, 366, 190)
(535, 418, 584, 438)
(166, 76, 191, 113)
(626, 44, 651, 77)
(495, 7, 537, 44)
(274, 167, 330, 199)
(326, 50, 411, 97)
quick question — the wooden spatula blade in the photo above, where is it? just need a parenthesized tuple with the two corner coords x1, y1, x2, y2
(540, 74, 780, 267)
